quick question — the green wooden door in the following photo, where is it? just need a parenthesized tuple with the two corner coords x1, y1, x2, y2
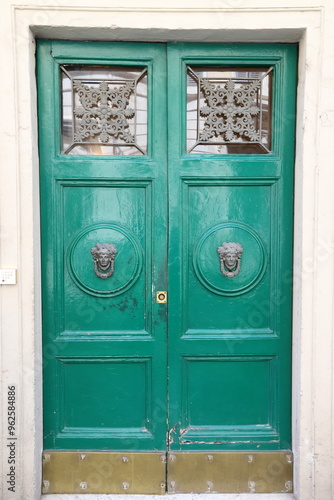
(167, 44, 296, 452)
(38, 41, 168, 453)
(38, 41, 296, 494)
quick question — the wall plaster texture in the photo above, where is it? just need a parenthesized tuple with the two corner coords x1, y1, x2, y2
(0, 1, 334, 500)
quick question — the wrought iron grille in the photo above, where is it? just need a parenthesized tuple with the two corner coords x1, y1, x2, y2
(187, 66, 273, 155)
(61, 66, 148, 156)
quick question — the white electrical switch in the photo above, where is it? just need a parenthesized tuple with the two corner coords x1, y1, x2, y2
(0, 269, 17, 285)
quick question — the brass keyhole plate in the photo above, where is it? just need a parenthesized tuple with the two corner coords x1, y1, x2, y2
(156, 291, 167, 303)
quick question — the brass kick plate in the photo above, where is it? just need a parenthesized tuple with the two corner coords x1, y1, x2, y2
(156, 291, 167, 303)
(42, 450, 293, 494)
(42, 451, 166, 494)
(167, 451, 293, 494)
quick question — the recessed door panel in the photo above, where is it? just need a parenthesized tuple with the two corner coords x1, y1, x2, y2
(59, 181, 150, 336)
(187, 182, 274, 333)
(58, 357, 152, 435)
(181, 356, 278, 443)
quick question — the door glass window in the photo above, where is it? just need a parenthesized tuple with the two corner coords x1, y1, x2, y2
(187, 66, 273, 154)
(61, 66, 147, 155)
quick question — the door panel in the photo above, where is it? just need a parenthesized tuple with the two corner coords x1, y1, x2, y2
(167, 43, 296, 451)
(38, 40, 297, 493)
(61, 182, 149, 335)
(38, 41, 168, 451)
(187, 182, 273, 331)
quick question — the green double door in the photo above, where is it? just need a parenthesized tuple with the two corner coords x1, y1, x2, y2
(38, 41, 296, 494)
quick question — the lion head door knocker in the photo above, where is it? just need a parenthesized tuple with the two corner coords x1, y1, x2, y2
(91, 243, 117, 279)
(217, 242, 244, 278)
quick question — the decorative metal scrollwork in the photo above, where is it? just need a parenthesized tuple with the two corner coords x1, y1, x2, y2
(199, 78, 262, 143)
(91, 243, 117, 279)
(186, 66, 273, 154)
(73, 80, 136, 145)
(217, 242, 244, 278)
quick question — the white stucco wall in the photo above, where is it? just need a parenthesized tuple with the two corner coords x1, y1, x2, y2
(0, 1, 334, 499)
